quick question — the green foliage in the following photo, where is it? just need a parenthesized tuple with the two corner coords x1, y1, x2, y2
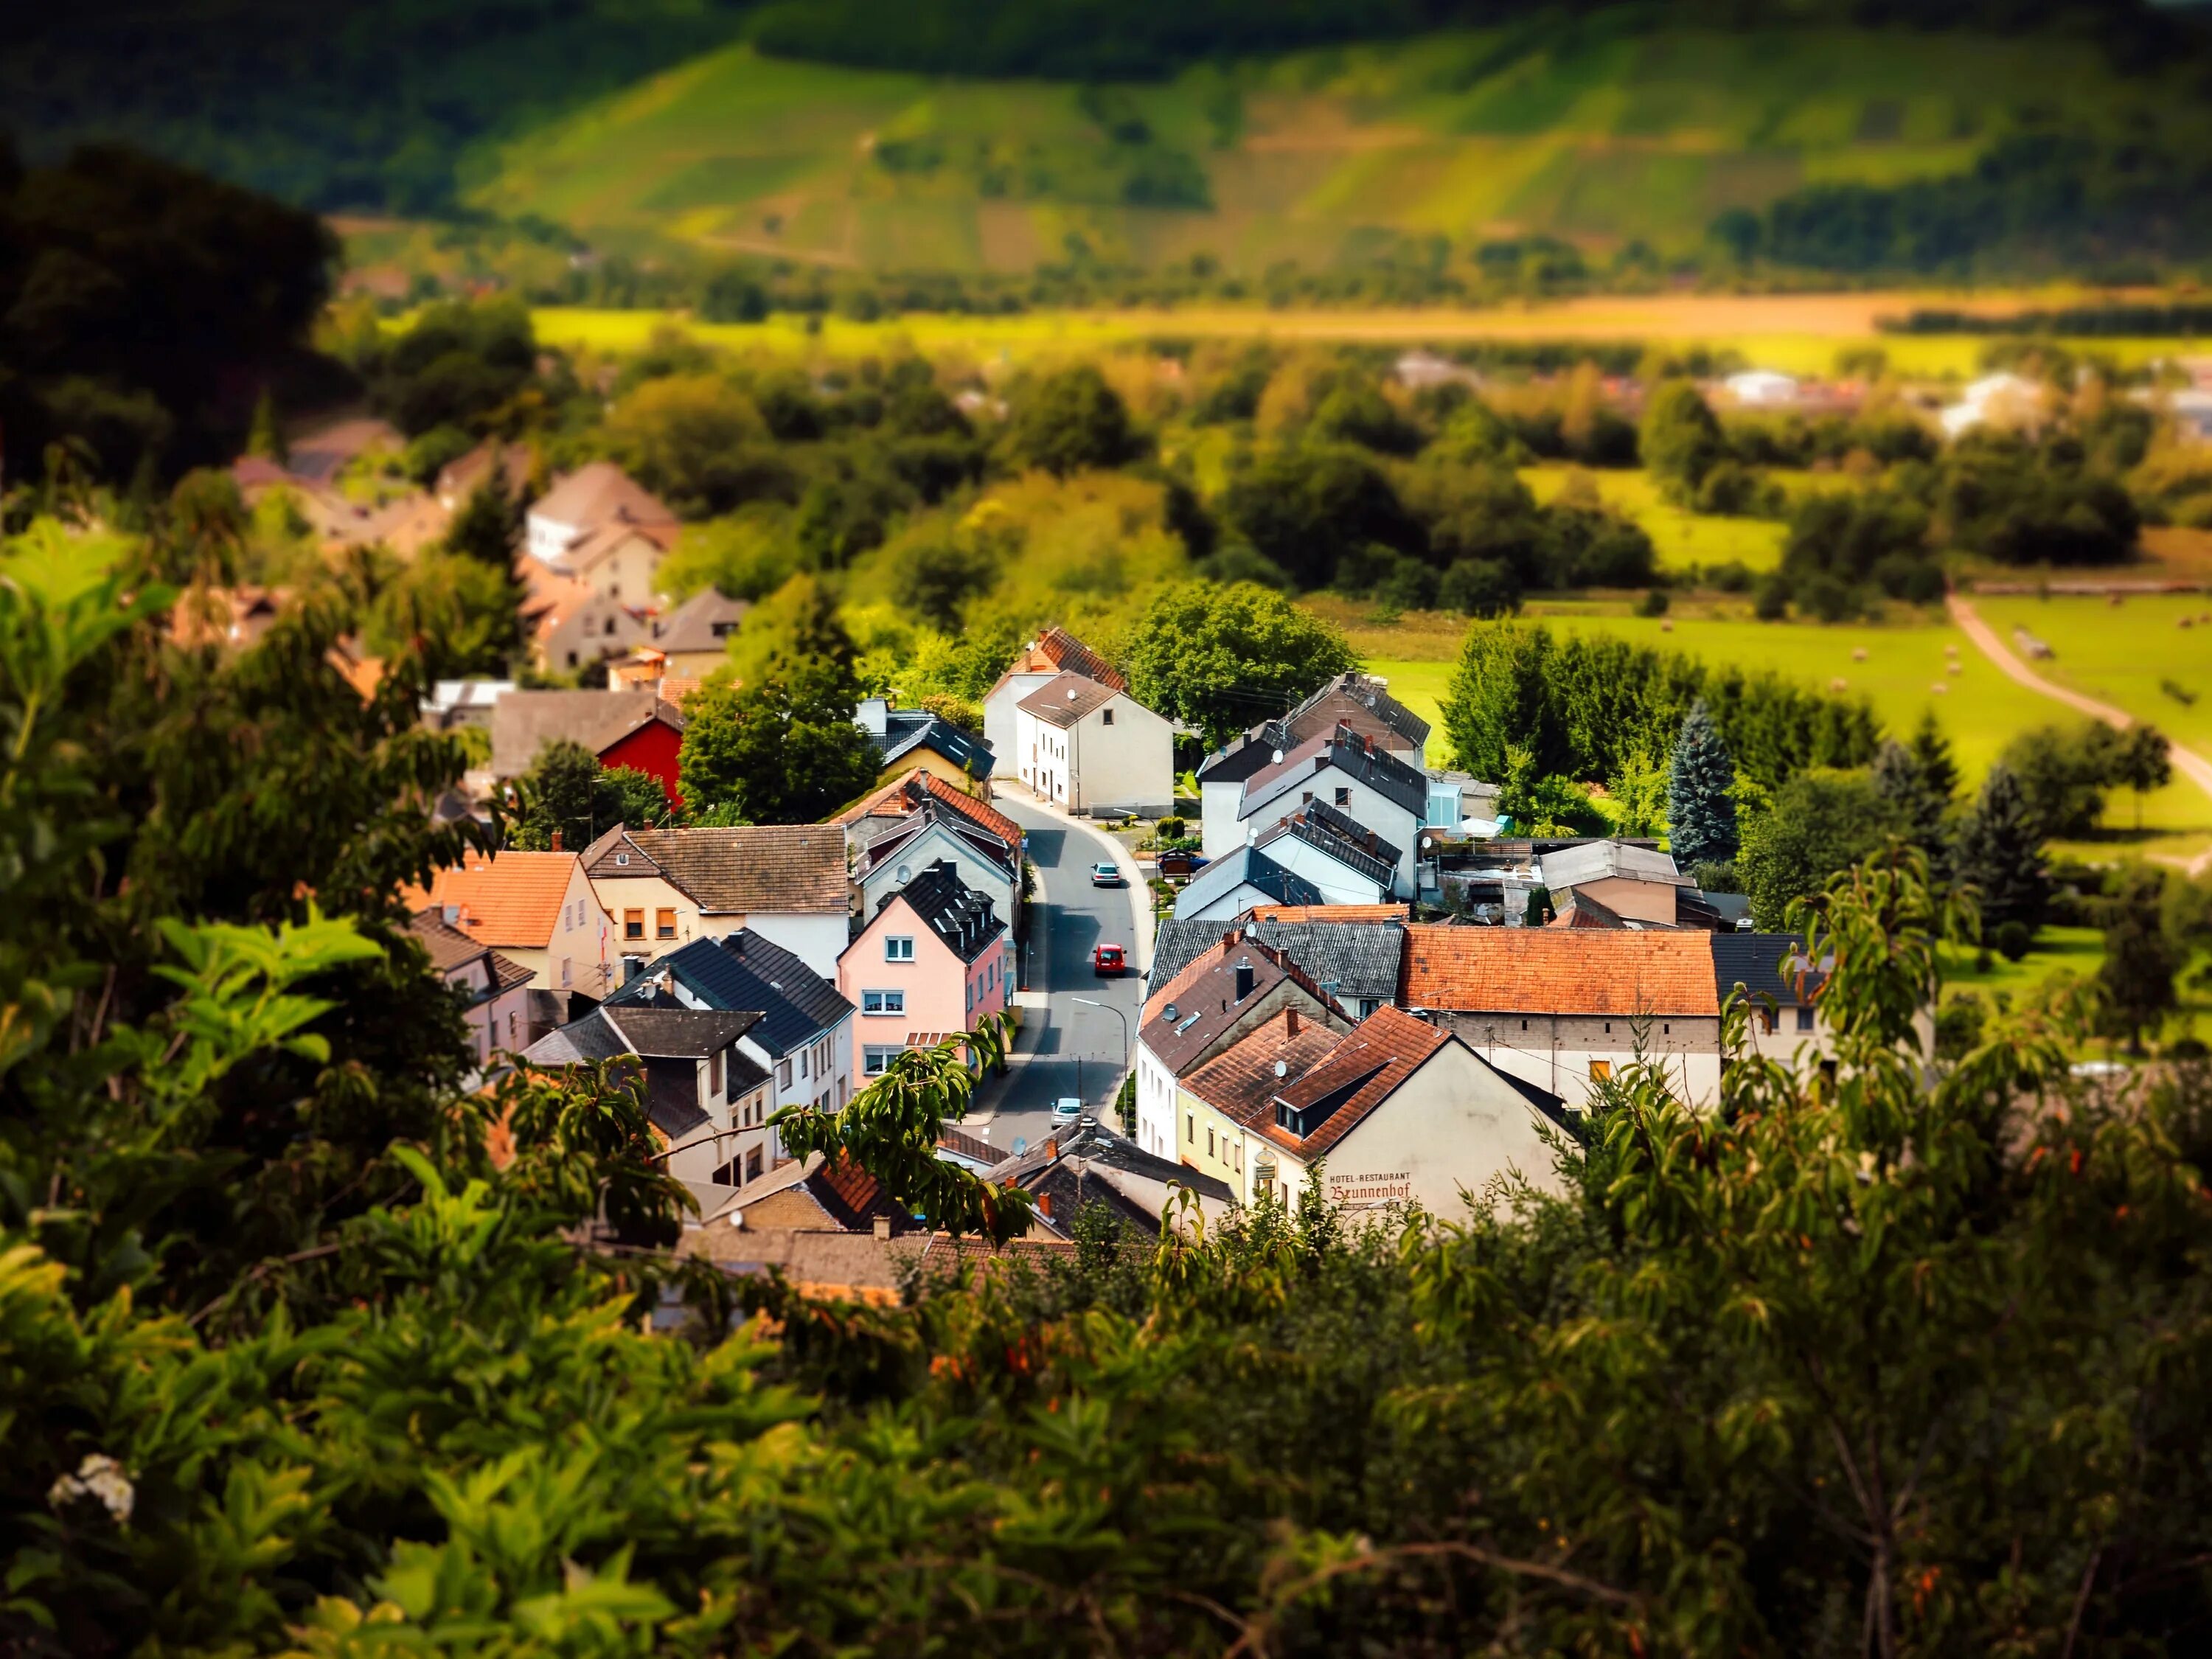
(677, 655, 880, 823)
(1120, 580, 1357, 748)
(1997, 720, 2123, 840)
(1952, 761, 2051, 937)
(1444, 622, 1880, 790)
(1638, 379, 1724, 500)
(1217, 444, 1422, 590)
(360, 299, 540, 439)
(1868, 720, 1956, 876)
(604, 372, 773, 519)
(1436, 556, 1522, 618)
(364, 549, 526, 681)
(0, 145, 333, 481)
(1496, 746, 1599, 838)
(1736, 768, 1902, 930)
(511, 740, 675, 849)
(2098, 866, 2180, 1054)
(1003, 364, 1141, 477)
(723, 574, 855, 689)
(1665, 698, 1736, 868)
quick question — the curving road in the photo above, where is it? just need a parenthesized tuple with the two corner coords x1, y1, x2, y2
(970, 790, 1147, 1157)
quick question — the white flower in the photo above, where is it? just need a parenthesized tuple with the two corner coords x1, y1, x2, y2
(47, 1454, 134, 1524)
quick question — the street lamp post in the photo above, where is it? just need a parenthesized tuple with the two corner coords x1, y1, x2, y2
(1074, 996, 1133, 1130)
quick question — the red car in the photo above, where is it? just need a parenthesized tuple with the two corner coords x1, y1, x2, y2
(1092, 944, 1127, 976)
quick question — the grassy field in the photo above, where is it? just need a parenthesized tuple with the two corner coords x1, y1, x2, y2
(523, 302, 2185, 383)
(1519, 465, 1788, 573)
(1971, 593, 2212, 759)
(465, 23, 2212, 274)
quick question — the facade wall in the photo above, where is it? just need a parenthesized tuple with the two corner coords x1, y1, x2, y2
(601, 721, 684, 806)
(841, 900, 969, 1076)
(1430, 1009, 1725, 1110)
(543, 599, 652, 674)
(745, 912, 849, 984)
(1199, 780, 1245, 859)
(984, 673, 1054, 776)
(857, 827, 1016, 930)
(590, 874, 846, 982)
(1174, 878, 1277, 924)
(578, 533, 663, 605)
(1063, 698, 1175, 816)
(460, 981, 535, 1066)
(518, 861, 616, 997)
(1323, 1044, 1568, 1211)
(526, 513, 577, 564)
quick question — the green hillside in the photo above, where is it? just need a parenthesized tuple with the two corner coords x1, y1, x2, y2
(466, 17, 2212, 276)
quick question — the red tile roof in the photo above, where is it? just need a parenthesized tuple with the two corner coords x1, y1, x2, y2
(1243, 903, 1411, 924)
(1267, 1005, 1450, 1156)
(1181, 1008, 1346, 1132)
(1012, 626, 1127, 694)
(1399, 925, 1719, 1018)
(403, 852, 582, 950)
(835, 767, 1024, 849)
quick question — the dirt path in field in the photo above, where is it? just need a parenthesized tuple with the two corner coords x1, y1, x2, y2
(1948, 593, 2212, 874)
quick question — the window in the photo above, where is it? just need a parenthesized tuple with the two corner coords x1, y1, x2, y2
(1589, 1060, 1614, 1082)
(655, 908, 677, 939)
(863, 1045, 901, 1076)
(1795, 1006, 1815, 1032)
(838, 1077, 849, 1105)
(710, 1048, 723, 1096)
(777, 1058, 793, 1088)
(560, 958, 573, 988)
(623, 909, 644, 941)
(745, 1147, 762, 1182)
(1102, 707, 1114, 726)
(815, 1040, 830, 1074)
(1186, 1113, 1194, 1143)
(1234, 1143, 1242, 1172)
(886, 936, 915, 962)
(1334, 787, 1351, 807)
(566, 651, 578, 668)
(1521, 1018, 1528, 1031)
(863, 989, 905, 1015)
(1300, 790, 1313, 804)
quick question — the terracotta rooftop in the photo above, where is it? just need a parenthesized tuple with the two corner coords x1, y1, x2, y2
(530, 461, 677, 536)
(404, 907, 532, 992)
(1180, 1007, 1345, 1134)
(1266, 1005, 1450, 1157)
(588, 824, 849, 914)
(1399, 926, 1721, 1018)
(1015, 670, 1122, 728)
(835, 768, 1024, 849)
(1001, 625, 1127, 694)
(1244, 904, 1411, 923)
(403, 852, 583, 950)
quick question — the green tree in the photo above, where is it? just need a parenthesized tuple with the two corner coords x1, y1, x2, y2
(655, 507, 799, 603)
(244, 387, 285, 462)
(2096, 866, 2180, 1055)
(1003, 364, 1139, 476)
(1952, 762, 2051, 938)
(1868, 719, 1955, 876)
(1735, 768, 1900, 929)
(678, 655, 880, 822)
(1997, 722, 2121, 839)
(604, 372, 772, 518)
(1664, 698, 1737, 869)
(510, 739, 674, 849)
(1120, 580, 1357, 749)
(366, 549, 523, 679)
(2115, 722, 2174, 831)
(725, 571, 855, 689)
(444, 466, 525, 566)
(1638, 378, 1724, 500)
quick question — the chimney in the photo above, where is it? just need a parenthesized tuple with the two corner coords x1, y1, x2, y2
(872, 1214, 891, 1240)
(1285, 1008, 1300, 1037)
(1042, 1136, 1057, 1161)
(856, 696, 890, 738)
(1038, 1191, 1054, 1219)
(551, 828, 563, 852)
(1234, 961, 1256, 1001)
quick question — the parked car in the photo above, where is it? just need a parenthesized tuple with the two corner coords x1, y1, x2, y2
(1090, 861, 1125, 887)
(1156, 850, 1209, 879)
(1051, 1097, 1083, 1127)
(1092, 943, 1127, 975)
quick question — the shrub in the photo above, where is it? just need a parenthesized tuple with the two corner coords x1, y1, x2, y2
(1994, 918, 2036, 961)
(1438, 556, 1523, 618)
(1636, 587, 1671, 617)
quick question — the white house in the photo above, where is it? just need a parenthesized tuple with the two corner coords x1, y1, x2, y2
(1222, 728, 1427, 894)
(852, 797, 1020, 929)
(1538, 841, 1695, 928)
(405, 909, 537, 1070)
(1176, 1004, 1570, 1211)
(524, 461, 681, 600)
(1251, 802, 1398, 908)
(580, 824, 850, 981)
(1013, 671, 1175, 818)
(981, 625, 1127, 771)
(1170, 846, 1325, 922)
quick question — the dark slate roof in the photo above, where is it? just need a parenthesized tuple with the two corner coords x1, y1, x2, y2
(886, 860, 1007, 964)
(1711, 932, 1829, 1010)
(603, 931, 853, 1057)
(993, 1118, 1235, 1206)
(855, 799, 1015, 880)
(1195, 720, 1290, 786)
(1253, 807, 1397, 889)
(876, 709, 995, 779)
(1284, 673, 1430, 749)
(1241, 731, 1428, 823)
(1150, 918, 1405, 1005)
(1172, 846, 1323, 919)
(602, 1006, 760, 1059)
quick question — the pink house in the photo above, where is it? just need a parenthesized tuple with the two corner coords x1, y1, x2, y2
(838, 860, 1015, 1081)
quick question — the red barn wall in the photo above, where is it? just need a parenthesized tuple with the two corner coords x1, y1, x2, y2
(599, 719, 684, 807)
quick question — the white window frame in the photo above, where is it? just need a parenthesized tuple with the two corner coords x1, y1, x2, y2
(885, 936, 916, 962)
(863, 990, 906, 1016)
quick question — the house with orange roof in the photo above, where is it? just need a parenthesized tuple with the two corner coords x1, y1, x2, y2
(981, 625, 1127, 764)
(835, 767, 1025, 868)
(404, 849, 616, 996)
(524, 461, 680, 603)
(1397, 925, 1725, 1109)
(1177, 1004, 1571, 1213)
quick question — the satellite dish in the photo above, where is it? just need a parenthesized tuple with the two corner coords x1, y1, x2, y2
(1273, 1059, 1288, 1077)
(1271, 748, 1284, 763)
(1012, 1136, 1028, 1156)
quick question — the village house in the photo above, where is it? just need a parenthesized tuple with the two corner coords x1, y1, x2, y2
(1210, 728, 1428, 894)
(404, 908, 538, 1068)
(855, 698, 995, 791)
(981, 625, 1128, 765)
(1178, 1004, 1571, 1212)
(1133, 935, 1354, 1165)
(521, 1005, 770, 1186)
(603, 929, 858, 1161)
(404, 849, 616, 996)
(851, 795, 1020, 931)
(1012, 671, 1175, 818)
(1540, 841, 1697, 928)
(434, 438, 534, 511)
(1397, 926, 1725, 1109)
(528, 578, 657, 675)
(1251, 801, 1399, 907)
(1169, 846, 1324, 922)
(840, 862, 1014, 1081)
(233, 417, 451, 557)
(580, 823, 850, 980)
(991, 1117, 1236, 1237)
(837, 768, 1027, 872)
(489, 689, 686, 805)
(524, 461, 681, 602)
(1150, 914, 1407, 1020)
(1196, 675, 1431, 838)
(647, 587, 751, 677)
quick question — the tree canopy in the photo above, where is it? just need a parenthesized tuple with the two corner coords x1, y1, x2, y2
(1119, 580, 1357, 748)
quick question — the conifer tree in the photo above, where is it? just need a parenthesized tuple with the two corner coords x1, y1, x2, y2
(1952, 762, 2049, 936)
(1871, 713, 1956, 878)
(1666, 698, 1737, 869)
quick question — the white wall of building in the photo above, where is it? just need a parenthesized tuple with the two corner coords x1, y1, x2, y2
(1433, 1010, 1725, 1110)
(856, 824, 1018, 929)
(1018, 694, 1174, 817)
(1264, 835, 1392, 907)
(984, 672, 1056, 776)
(1200, 780, 1246, 859)
(1239, 769, 1420, 891)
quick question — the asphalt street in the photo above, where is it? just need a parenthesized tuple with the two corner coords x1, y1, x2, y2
(971, 791, 1145, 1159)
